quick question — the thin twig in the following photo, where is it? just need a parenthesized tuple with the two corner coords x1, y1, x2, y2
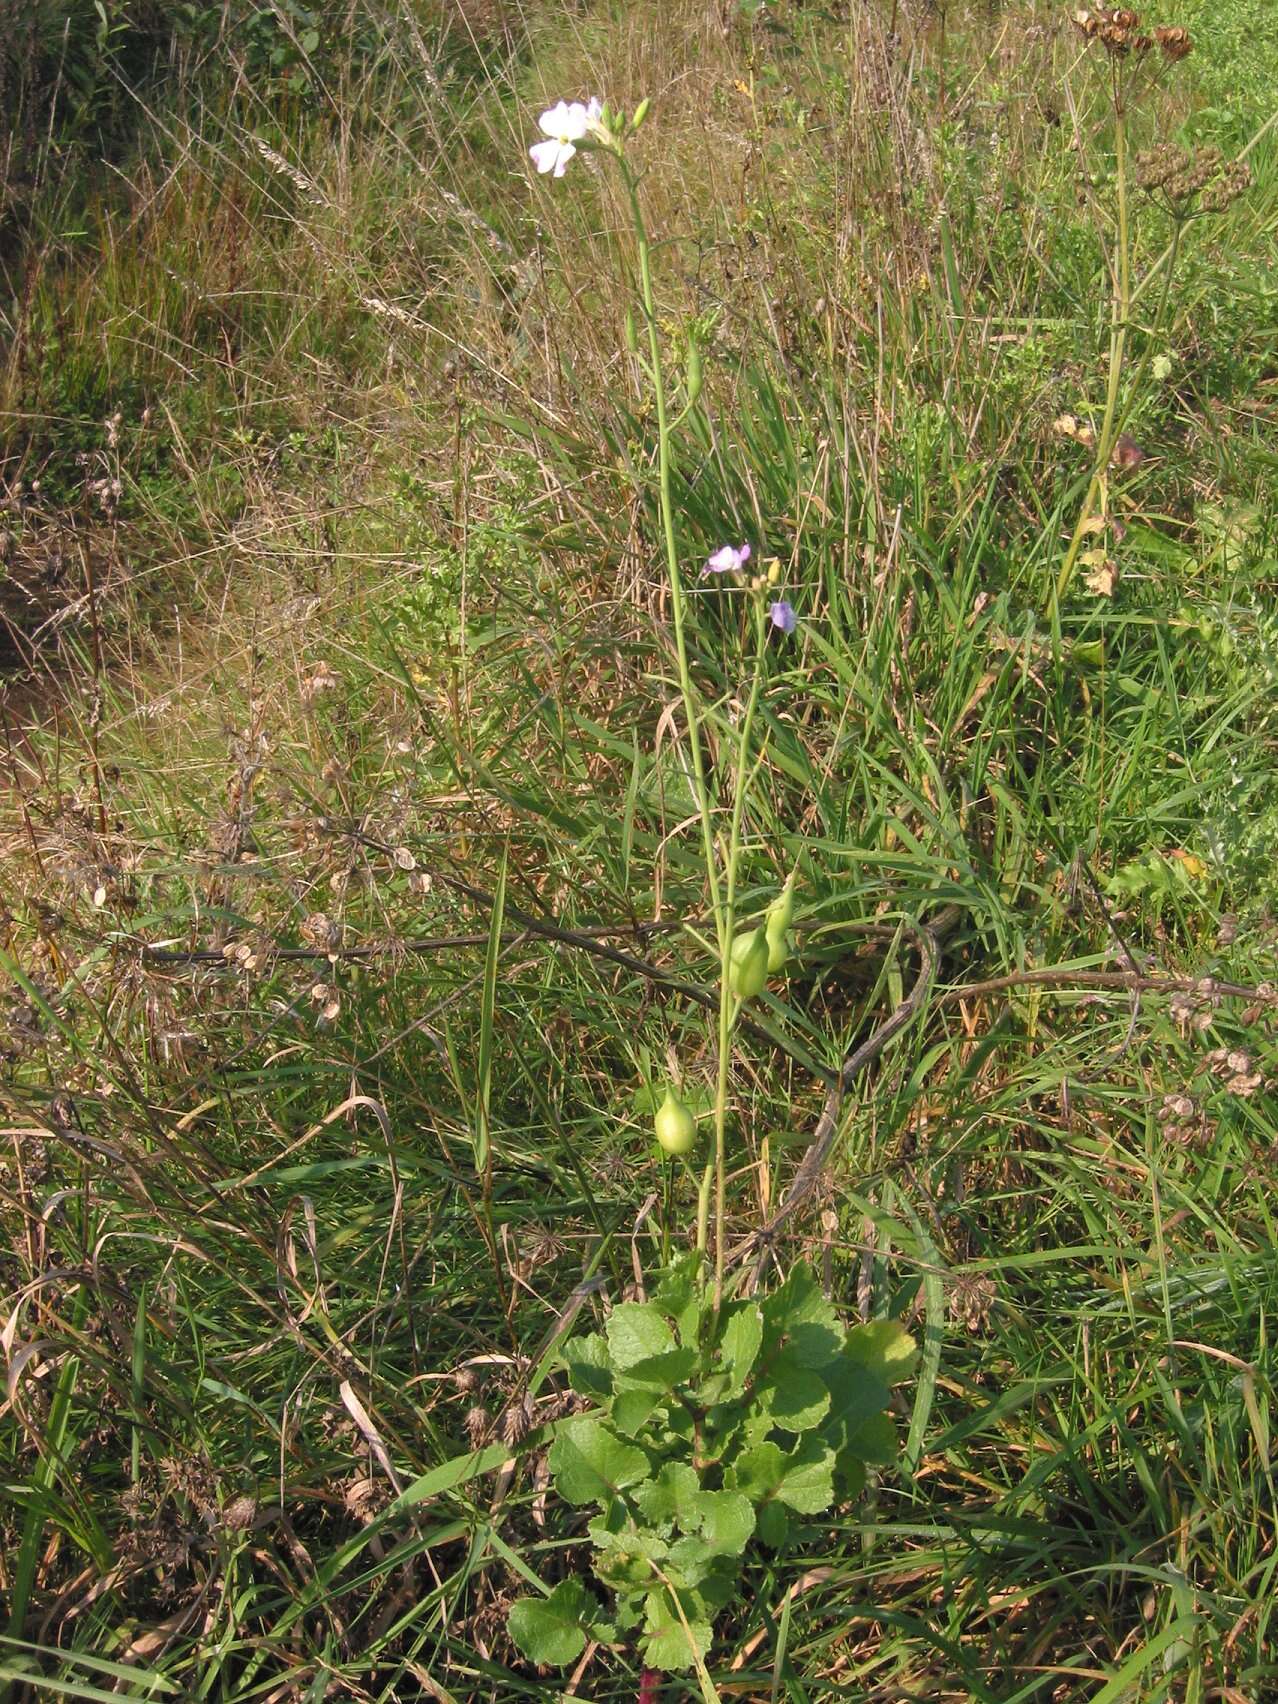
(935, 968, 1276, 1006)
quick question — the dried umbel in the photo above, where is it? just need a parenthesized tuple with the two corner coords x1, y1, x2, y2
(1136, 145, 1252, 214)
(1154, 24, 1193, 61)
(1071, 6, 1152, 54)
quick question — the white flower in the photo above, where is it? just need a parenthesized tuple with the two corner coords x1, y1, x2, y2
(529, 98, 603, 178)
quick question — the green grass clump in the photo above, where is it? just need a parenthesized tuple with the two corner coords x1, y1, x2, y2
(2, 0, 1278, 1697)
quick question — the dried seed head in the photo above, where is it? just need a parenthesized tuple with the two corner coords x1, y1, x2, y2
(464, 1405, 490, 1448)
(1154, 24, 1193, 61)
(453, 1365, 483, 1398)
(499, 1394, 534, 1446)
(947, 1273, 997, 1335)
(221, 1494, 257, 1533)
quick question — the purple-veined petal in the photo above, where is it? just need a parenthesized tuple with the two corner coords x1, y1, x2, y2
(769, 599, 797, 634)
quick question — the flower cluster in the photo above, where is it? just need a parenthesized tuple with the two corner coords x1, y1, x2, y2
(702, 542, 798, 634)
(529, 98, 605, 178)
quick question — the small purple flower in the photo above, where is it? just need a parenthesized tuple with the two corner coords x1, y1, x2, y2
(769, 599, 797, 634)
(703, 542, 751, 576)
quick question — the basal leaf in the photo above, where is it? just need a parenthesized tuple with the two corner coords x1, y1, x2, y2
(616, 1346, 698, 1392)
(611, 1387, 665, 1437)
(652, 1253, 708, 1346)
(643, 1591, 713, 1672)
(548, 1417, 650, 1505)
(757, 1499, 790, 1547)
(607, 1302, 676, 1369)
(634, 1461, 700, 1526)
(691, 1488, 756, 1556)
(776, 1437, 836, 1514)
(845, 1319, 918, 1384)
(717, 1302, 764, 1395)
(759, 1353, 830, 1431)
(846, 1409, 898, 1465)
(507, 1577, 596, 1667)
(762, 1262, 845, 1367)
(823, 1354, 891, 1440)
(560, 1332, 614, 1401)
(725, 1440, 785, 1501)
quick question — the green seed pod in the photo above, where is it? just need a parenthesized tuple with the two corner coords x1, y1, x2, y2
(728, 929, 769, 1001)
(624, 308, 639, 355)
(765, 926, 789, 974)
(685, 336, 703, 408)
(631, 97, 651, 131)
(765, 873, 796, 972)
(654, 1089, 696, 1156)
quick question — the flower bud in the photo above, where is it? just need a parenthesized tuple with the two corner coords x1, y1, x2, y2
(624, 307, 639, 355)
(654, 1089, 697, 1155)
(631, 97, 651, 131)
(765, 557, 781, 585)
(728, 929, 769, 1001)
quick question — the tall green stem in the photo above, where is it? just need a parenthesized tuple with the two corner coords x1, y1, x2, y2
(621, 161, 739, 1294)
(1056, 90, 1131, 608)
(622, 164, 722, 929)
(714, 604, 768, 1304)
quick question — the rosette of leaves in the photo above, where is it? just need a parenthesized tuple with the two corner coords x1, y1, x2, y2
(508, 1254, 916, 1677)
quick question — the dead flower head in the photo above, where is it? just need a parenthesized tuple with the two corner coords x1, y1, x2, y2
(947, 1272, 997, 1335)
(1154, 24, 1193, 61)
(1071, 6, 1152, 55)
(1204, 1047, 1264, 1097)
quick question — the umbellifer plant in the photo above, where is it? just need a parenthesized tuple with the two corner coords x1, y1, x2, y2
(509, 1255, 916, 1682)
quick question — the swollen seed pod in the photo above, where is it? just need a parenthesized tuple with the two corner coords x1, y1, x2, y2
(654, 1090, 697, 1156)
(728, 929, 769, 1001)
(765, 873, 796, 972)
(685, 337, 703, 409)
(766, 926, 789, 974)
